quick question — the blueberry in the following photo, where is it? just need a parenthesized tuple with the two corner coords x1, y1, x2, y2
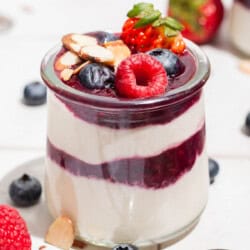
(147, 48, 184, 77)
(9, 174, 42, 207)
(78, 63, 114, 89)
(88, 31, 119, 44)
(245, 112, 250, 131)
(23, 81, 47, 106)
(113, 244, 138, 250)
(209, 158, 220, 184)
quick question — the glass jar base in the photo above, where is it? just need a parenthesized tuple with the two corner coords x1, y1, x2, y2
(74, 208, 205, 248)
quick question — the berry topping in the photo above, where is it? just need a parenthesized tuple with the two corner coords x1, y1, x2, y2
(0, 205, 31, 250)
(115, 53, 168, 98)
(147, 48, 184, 77)
(209, 158, 220, 184)
(23, 81, 47, 106)
(121, 2, 185, 54)
(9, 174, 42, 207)
(88, 31, 120, 44)
(78, 63, 114, 89)
(113, 244, 138, 250)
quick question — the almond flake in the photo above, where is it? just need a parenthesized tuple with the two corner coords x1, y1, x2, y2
(61, 68, 74, 81)
(60, 61, 90, 81)
(104, 40, 131, 67)
(55, 51, 81, 71)
(62, 33, 97, 53)
(45, 216, 74, 250)
(73, 61, 90, 74)
(239, 60, 250, 75)
(80, 45, 114, 64)
(71, 34, 97, 46)
(69, 43, 82, 54)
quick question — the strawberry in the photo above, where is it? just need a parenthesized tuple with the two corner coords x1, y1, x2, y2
(169, 0, 224, 44)
(121, 2, 186, 54)
(0, 205, 31, 250)
(115, 53, 168, 98)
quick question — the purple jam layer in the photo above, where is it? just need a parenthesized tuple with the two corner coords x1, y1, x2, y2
(57, 90, 201, 129)
(236, 0, 250, 8)
(47, 124, 205, 189)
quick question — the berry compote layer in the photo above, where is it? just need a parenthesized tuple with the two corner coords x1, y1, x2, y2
(42, 4, 210, 246)
(230, 0, 250, 55)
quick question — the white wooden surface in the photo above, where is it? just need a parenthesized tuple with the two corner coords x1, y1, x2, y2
(0, 0, 250, 249)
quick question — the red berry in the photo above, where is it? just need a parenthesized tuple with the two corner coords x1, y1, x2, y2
(115, 54, 168, 98)
(121, 18, 157, 53)
(0, 205, 31, 250)
(121, 18, 186, 54)
(169, 0, 224, 44)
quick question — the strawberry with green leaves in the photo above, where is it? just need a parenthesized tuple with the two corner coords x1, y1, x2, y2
(121, 2, 186, 54)
(169, 0, 224, 44)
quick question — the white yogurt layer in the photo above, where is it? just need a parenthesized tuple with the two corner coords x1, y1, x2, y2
(47, 93, 205, 164)
(230, 2, 250, 55)
(45, 150, 209, 246)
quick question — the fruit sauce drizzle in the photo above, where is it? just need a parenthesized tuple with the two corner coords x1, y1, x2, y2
(47, 123, 205, 189)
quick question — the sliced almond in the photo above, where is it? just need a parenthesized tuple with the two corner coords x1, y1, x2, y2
(104, 40, 131, 67)
(61, 68, 74, 81)
(45, 216, 74, 250)
(71, 34, 97, 46)
(60, 61, 90, 81)
(62, 33, 97, 53)
(73, 61, 90, 74)
(79, 45, 114, 64)
(55, 51, 81, 71)
(239, 60, 250, 75)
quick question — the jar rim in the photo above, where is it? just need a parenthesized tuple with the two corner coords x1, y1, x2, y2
(40, 38, 210, 109)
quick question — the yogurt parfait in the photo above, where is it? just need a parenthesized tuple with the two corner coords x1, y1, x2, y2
(41, 2, 210, 247)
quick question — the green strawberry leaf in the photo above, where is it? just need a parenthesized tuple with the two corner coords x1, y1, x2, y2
(164, 17, 184, 30)
(127, 2, 154, 18)
(153, 17, 183, 31)
(164, 26, 179, 37)
(134, 10, 161, 28)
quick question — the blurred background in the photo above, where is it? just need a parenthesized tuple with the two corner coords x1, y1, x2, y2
(0, 0, 250, 248)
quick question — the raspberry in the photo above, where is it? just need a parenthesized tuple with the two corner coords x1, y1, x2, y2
(0, 205, 31, 250)
(115, 53, 168, 98)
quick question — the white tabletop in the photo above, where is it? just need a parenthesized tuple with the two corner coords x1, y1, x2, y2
(0, 0, 250, 249)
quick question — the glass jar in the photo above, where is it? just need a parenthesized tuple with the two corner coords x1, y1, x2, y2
(230, 0, 250, 55)
(41, 39, 210, 247)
